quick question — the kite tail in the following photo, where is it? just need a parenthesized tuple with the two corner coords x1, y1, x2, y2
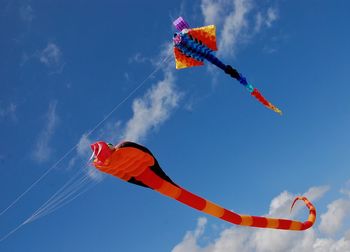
(135, 168, 315, 231)
(205, 52, 282, 115)
(224, 65, 282, 115)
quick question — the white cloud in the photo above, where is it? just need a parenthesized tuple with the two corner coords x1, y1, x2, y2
(122, 71, 181, 142)
(39, 43, 63, 70)
(33, 101, 58, 163)
(72, 71, 180, 176)
(67, 133, 93, 168)
(76, 133, 92, 157)
(86, 166, 104, 181)
(67, 132, 105, 181)
(20, 4, 34, 22)
(268, 186, 329, 218)
(98, 120, 123, 144)
(266, 8, 278, 27)
(218, 0, 251, 56)
(128, 53, 150, 64)
(69, 44, 176, 179)
(172, 185, 350, 252)
(254, 8, 278, 33)
(313, 237, 350, 252)
(172, 218, 208, 252)
(268, 190, 294, 217)
(304, 186, 331, 201)
(319, 199, 350, 236)
(124, 72, 131, 82)
(254, 12, 264, 33)
(201, 0, 224, 25)
(200, 0, 280, 57)
(340, 180, 350, 197)
(21, 42, 64, 71)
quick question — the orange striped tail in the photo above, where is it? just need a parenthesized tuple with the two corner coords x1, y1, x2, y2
(135, 168, 316, 231)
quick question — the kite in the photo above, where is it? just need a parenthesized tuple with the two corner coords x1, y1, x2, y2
(91, 141, 316, 231)
(172, 17, 282, 115)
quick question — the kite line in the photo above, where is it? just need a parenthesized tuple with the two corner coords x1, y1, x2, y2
(0, 50, 173, 242)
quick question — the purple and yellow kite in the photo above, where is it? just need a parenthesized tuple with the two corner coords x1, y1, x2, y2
(172, 17, 282, 115)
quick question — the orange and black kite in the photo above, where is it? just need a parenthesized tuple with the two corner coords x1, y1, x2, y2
(91, 141, 316, 231)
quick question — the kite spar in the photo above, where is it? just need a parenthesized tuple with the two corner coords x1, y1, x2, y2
(172, 17, 282, 115)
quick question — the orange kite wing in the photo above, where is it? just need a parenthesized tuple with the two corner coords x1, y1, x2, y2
(173, 47, 204, 69)
(187, 25, 217, 51)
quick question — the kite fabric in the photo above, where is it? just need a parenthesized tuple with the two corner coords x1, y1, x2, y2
(91, 141, 316, 231)
(172, 17, 282, 115)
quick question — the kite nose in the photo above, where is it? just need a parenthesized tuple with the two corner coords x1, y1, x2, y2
(90, 141, 113, 164)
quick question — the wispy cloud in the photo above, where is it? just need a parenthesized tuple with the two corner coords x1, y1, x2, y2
(39, 42, 65, 74)
(128, 53, 150, 64)
(268, 186, 330, 218)
(201, 0, 224, 25)
(20, 42, 65, 72)
(340, 180, 350, 197)
(32, 101, 59, 163)
(0, 102, 17, 121)
(254, 7, 278, 33)
(76, 133, 93, 157)
(200, 0, 252, 56)
(66, 133, 104, 181)
(70, 46, 176, 179)
(219, 0, 251, 56)
(200, 0, 279, 57)
(119, 43, 180, 142)
(40, 43, 62, 66)
(67, 133, 94, 167)
(122, 71, 180, 142)
(266, 8, 278, 27)
(172, 183, 350, 252)
(70, 69, 179, 179)
(19, 4, 34, 22)
(319, 198, 350, 236)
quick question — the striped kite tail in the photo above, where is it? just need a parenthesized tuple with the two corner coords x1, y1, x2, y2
(290, 196, 317, 230)
(224, 65, 282, 115)
(250, 87, 282, 115)
(135, 168, 315, 231)
(230, 196, 316, 230)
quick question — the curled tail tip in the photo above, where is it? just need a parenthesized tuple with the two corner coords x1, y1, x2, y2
(290, 196, 313, 213)
(290, 196, 316, 230)
(290, 196, 303, 213)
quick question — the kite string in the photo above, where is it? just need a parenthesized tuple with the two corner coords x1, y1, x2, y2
(26, 175, 91, 223)
(26, 166, 88, 222)
(0, 49, 173, 218)
(0, 176, 98, 243)
(26, 143, 99, 223)
(26, 155, 96, 222)
(0, 49, 173, 243)
(27, 179, 98, 224)
(0, 146, 77, 216)
(0, 222, 26, 243)
(0, 163, 93, 242)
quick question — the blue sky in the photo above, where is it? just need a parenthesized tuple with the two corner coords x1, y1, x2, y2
(1, 0, 350, 251)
